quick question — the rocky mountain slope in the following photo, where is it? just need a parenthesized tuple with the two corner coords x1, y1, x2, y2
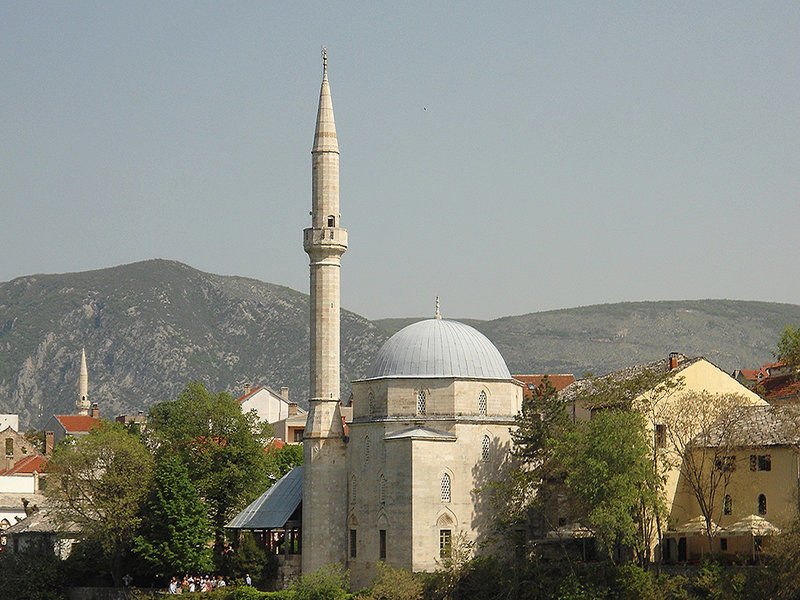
(1, 260, 797, 429)
(377, 300, 800, 378)
(0, 260, 386, 428)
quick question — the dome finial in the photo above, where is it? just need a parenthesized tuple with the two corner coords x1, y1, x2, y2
(435, 296, 442, 320)
(322, 46, 328, 75)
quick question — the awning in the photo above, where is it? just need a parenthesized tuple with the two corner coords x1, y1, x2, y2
(226, 466, 303, 530)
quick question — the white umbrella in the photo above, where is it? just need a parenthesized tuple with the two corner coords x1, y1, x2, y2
(724, 514, 780, 562)
(725, 514, 781, 536)
(677, 515, 720, 536)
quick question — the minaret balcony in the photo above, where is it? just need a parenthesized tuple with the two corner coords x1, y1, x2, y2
(303, 227, 348, 254)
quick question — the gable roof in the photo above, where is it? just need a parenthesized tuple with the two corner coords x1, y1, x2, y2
(0, 455, 47, 476)
(54, 415, 100, 434)
(703, 405, 800, 448)
(226, 466, 303, 530)
(559, 354, 700, 403)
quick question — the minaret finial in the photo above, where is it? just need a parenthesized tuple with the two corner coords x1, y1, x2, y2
(322, 46, 328, 74)
(435, 296, 442, 320)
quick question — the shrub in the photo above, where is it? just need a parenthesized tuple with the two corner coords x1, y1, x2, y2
(614, 564, 656, 600)
(363, 562, 423, 600)
(290, 564, 351, 600)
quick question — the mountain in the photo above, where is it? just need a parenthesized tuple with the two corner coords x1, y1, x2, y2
(0, 260, 387, 428)
(1, 260, 798, 429)
(376, 300, 800, 378)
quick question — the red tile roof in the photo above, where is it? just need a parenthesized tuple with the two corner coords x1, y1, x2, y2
(513, 374, 576, 400)
(760, 375, 800, 402)
(237, 386, 264, 404)
(0, 454, 48, 476)
(55, 415, 101, 434)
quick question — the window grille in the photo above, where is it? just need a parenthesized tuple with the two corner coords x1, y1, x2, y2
(439, 529, 452, 558)
(441, 473, 451, 503)
(349, 529, 357, 558)
(417, 390, 426, 415)
(481, 435, 490, 462)
(478, 391, 487, 416)
(724, 494, 732, 515)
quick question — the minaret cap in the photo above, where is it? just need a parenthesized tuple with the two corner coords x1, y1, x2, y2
(435, 296, 442, 320)
(313, 47, 338, 153)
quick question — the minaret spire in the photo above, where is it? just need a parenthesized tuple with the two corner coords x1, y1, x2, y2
(77, 347, 90, 416)
(302, 49, 349, 573)
(435, 296, 442, 319)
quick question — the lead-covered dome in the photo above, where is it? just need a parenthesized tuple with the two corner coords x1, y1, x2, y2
(366, 319, 512, 380)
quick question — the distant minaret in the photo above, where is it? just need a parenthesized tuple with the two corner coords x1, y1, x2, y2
(77, 348, 90, 416)
(301, 48, 349, 573)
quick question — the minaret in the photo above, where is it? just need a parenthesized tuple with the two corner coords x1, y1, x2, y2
(77, 347, 90, 416)
(302, 48, 349, 573)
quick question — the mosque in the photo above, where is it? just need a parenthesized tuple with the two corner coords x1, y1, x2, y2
(299, 51, 522, 586)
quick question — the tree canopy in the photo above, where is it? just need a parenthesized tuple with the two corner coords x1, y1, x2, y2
(46, 422, 154, 585)
(777, 325, 800, 372)
(146, 382, 273, 552)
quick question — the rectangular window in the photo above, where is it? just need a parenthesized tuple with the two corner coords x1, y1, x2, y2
(714, 455, 736, 472)
(655, 424, 667, 449)
(439, 529, 452, 559)
(349, 529, 357, 559)
(293, 429, 304, 442)
(4, 439, 12, 457)
(379, 530, 387, 561)
(720, 538, 728, 551)
(758, 455, 771, 471)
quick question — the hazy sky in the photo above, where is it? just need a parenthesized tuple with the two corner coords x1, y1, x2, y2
(3, 2, 799, 320)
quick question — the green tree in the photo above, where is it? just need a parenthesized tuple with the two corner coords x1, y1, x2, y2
(501, 376, 570, 533)
(265, 442, 304, 483)
(777, 325, 800, 372)
(46, 422, 154, 585)
(133, 453, 213, 578)
(147, 382, 273, 554)
(553, 409, 664, 566)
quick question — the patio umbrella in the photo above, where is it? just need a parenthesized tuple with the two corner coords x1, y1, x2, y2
(724, 514, 781, 562)
(725, 514, 781, 536)
(677, 515, 720, 535)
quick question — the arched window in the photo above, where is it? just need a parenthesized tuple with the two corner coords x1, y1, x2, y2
(379, 474, 386, 507)
(350, 475, 357, 505)
(481, 435, 490, 462)
(327, 215, 336, 227)
(478, 390, 487, 416)
(758, 494, 767, 515)
(724, 494, 732, 515)
(364, 435, 370, 465)
(368, 391, 375, 416)
(417, 390, 427, 415)
(440, 473, 451, 503)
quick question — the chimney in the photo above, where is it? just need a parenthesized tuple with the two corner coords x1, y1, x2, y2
(280, 387, 289, 401)
(243, 383, 251, 396)
(45, 431, 54, 457)
(669, 352, 681, 370)
(288, 402, 298, 417)
(90, 403, 100, 419)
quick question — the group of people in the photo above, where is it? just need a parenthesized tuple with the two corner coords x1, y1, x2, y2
(168, 574, 243, 594)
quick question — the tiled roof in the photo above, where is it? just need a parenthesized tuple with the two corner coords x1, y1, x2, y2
(760, 375, 800, 401)
(704, 405, 800, 447)
(236, 386, 264, 403)
(0, 455, 47, 476)
(0, 492, 46, 511)
(54, 415, 100, 434)
(514, 374, 576, 399)
(226, 467, 303, 530)
(559, 354, 700, 402)
(3, 508, 79, 535)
